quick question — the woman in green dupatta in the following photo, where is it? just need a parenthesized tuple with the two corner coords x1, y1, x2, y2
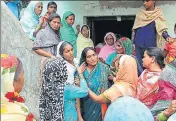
(105, 37, 133, 66)
(60, 11, 77, 57)
(79, 47, 110, 121)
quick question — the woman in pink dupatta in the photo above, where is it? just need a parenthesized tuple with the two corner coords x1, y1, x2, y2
(98, 32, 116, 61)
(136, 47, 165, 108)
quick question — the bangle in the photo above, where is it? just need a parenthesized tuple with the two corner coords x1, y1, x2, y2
(157, 112, 168, 121)
(78, 74, 84, 78)
(36, 25, 41, 31)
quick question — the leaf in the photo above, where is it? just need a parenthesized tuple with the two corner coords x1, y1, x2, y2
(21, 106, 28, 113)
(10, 66, 16, 73)
(2, 68, 8, 75)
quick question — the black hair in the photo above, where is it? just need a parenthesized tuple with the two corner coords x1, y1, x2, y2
(143, 0, 156, 7)
(66, 14, 75, 19)
(146, 47, 165, 69)
(47, 1, 57, 9)
(14, 58, 23, 81)
(59, 42, 73, 57)
(79, 47, 95, 65)
(81, 25, 89, 32)
(48, 13, 61, 22)
(174, 23, 176, 29)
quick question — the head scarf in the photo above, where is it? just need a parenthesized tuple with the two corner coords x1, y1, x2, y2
(118, 37, 133, 55)
(39, 57, 67, 121)
(98, 32, 116, 60)
(20, 1, 42, 41)
(76, 25, 94, 59)
(1, 54, 35, 121)
(60, 11, 77, 57)
(115, 55, 138, 90)
(104, 96, 154, 121)
(56, 41, 77, 85)
(33, 13, 61, 56)
(103, 55, 138, 102)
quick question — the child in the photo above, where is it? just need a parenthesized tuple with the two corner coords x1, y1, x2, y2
(163, 38, 176, 64)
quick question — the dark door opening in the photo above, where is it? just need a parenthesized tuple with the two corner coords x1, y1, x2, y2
(86, 16, 135, 46)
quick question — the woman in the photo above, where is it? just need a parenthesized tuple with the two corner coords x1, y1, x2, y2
(60, 11, 77, 57)
(20, 1, 43, 41)
(105, 37, 133, 66)
(79, 47, 110, 121)
(76, 25, 94, 60)
(104, 96, 154, 121)
(106, 37, 143, 76)
(33, 13, 62, 58)
(33, 13, 62, 85)
(1, 54, 36, 121)
(87, 55, 138, 103)
(98, 32, 116, 61)
(132, 0, 174, 68)
(136, 47, 165, 108)
(41, 1, 57, 28)
(149, 59, 176, 120)
(55, 41, 88, 121)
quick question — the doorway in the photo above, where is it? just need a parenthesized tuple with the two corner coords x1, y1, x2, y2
(86, 16, 135, 46)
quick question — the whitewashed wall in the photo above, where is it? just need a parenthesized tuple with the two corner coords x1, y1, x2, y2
(42, 1, 176, 36)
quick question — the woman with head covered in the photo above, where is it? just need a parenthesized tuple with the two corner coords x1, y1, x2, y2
(20, 1, 43, 41)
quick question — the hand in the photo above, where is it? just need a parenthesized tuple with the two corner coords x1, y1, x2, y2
(108, 76, 113, 81)
(50, 56, 56, 59)
(78, 116, 84, 121)
(74, 78, 80, 86)
(39, 17, 44, 25)
(166, 37, 175, 44)
(77, 62, 87, 74)
(76, 24, 80, 32)
(99, 57, 105, 63)
(113, 77, 116, 83)
(164, 100, 176, 117)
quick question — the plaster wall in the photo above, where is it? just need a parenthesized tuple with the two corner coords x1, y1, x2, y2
(42, 1, 176, 37)
(1, 1, 41, 119)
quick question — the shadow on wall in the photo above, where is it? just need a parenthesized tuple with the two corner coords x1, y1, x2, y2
(1, 1, 41, 120)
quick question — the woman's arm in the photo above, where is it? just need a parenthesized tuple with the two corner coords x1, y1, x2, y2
(34, 49, 55, 58)
(64, 63, 88, 100)
(162, 31, 175, 43)
(64, 81, 88, 100)
(88, 88, 107, 104)
(155, 100, 176, 121)
(33, 17, 44, 37)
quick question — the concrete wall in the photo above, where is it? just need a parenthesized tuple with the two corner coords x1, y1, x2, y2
(1, 1, 41, 119)
(42, 1, 176, 37)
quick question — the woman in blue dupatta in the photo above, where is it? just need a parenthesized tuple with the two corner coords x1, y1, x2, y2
(20, 1, 43, 41)
(60, 11, 77, 57)
(79, 47, 110, 121)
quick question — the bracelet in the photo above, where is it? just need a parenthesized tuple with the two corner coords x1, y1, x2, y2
(157, 112, 168, 121)
(78, 74, 84, 78)
(36, 25, 41, 31)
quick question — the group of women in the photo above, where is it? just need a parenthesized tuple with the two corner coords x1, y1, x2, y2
(2, 0, 176, 121)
